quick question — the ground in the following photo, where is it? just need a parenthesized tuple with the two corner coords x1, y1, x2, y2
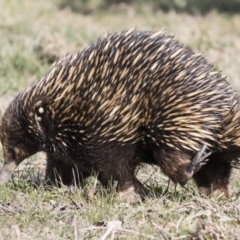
(0, 0, 240, 239)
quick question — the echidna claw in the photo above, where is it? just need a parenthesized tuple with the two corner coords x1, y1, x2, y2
(187, 143, 211, 175)
(179, 144, 212, 188)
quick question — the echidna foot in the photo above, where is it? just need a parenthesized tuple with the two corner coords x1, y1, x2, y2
(116, 180, 149, 204)
(198, 186, 229, 198)
(187, 144, 211, 174)
(180, 144, 211, 187)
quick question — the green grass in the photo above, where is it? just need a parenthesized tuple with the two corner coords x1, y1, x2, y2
(1, 0, 240, 239)
(0, 169, 239, 239)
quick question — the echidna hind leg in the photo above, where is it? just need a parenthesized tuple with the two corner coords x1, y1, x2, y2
(45, 153, 91, 187)
(193, 153, 231, 197)
(180, 144, 211, 187)
(152, 144, 212, 187)
(152, 148, 202, 186)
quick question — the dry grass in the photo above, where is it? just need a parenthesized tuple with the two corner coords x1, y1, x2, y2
(1, 0, 240, 239)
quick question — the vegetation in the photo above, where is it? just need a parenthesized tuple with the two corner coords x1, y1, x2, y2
(59, 0, 240, 14)
(1, 0, 240, 239)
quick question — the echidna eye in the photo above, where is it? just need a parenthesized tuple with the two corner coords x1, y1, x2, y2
(38, 107, 44, 114)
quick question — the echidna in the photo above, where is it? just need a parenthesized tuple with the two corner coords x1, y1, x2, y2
(0, 29, 240, 202)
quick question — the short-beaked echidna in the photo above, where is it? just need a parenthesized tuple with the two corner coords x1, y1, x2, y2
(0, 29, 240, 202)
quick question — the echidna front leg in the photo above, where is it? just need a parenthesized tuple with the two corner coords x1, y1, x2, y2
(98, 172, 148, 204)
(93, 145, 148, 204)
(45, 153, 91, 187)
(115, 177, 149, 204)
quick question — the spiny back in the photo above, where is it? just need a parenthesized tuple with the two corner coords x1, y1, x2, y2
(19, 30, 235, 152)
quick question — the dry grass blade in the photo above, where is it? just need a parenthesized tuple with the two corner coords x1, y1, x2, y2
(100, 221, 122, 240)
(152, 222, 168, 240)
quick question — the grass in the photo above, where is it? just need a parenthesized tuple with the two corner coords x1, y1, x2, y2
(1, 167, 240, 239)
(1, 0, 240, 239)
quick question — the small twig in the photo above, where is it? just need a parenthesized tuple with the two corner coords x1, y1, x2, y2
(152, 222, 168, 240)
(79, 226, 107, 232)
(79, 226, 156, 239)
(100, 224, 116, 240)
(110, 229, 116, 240)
